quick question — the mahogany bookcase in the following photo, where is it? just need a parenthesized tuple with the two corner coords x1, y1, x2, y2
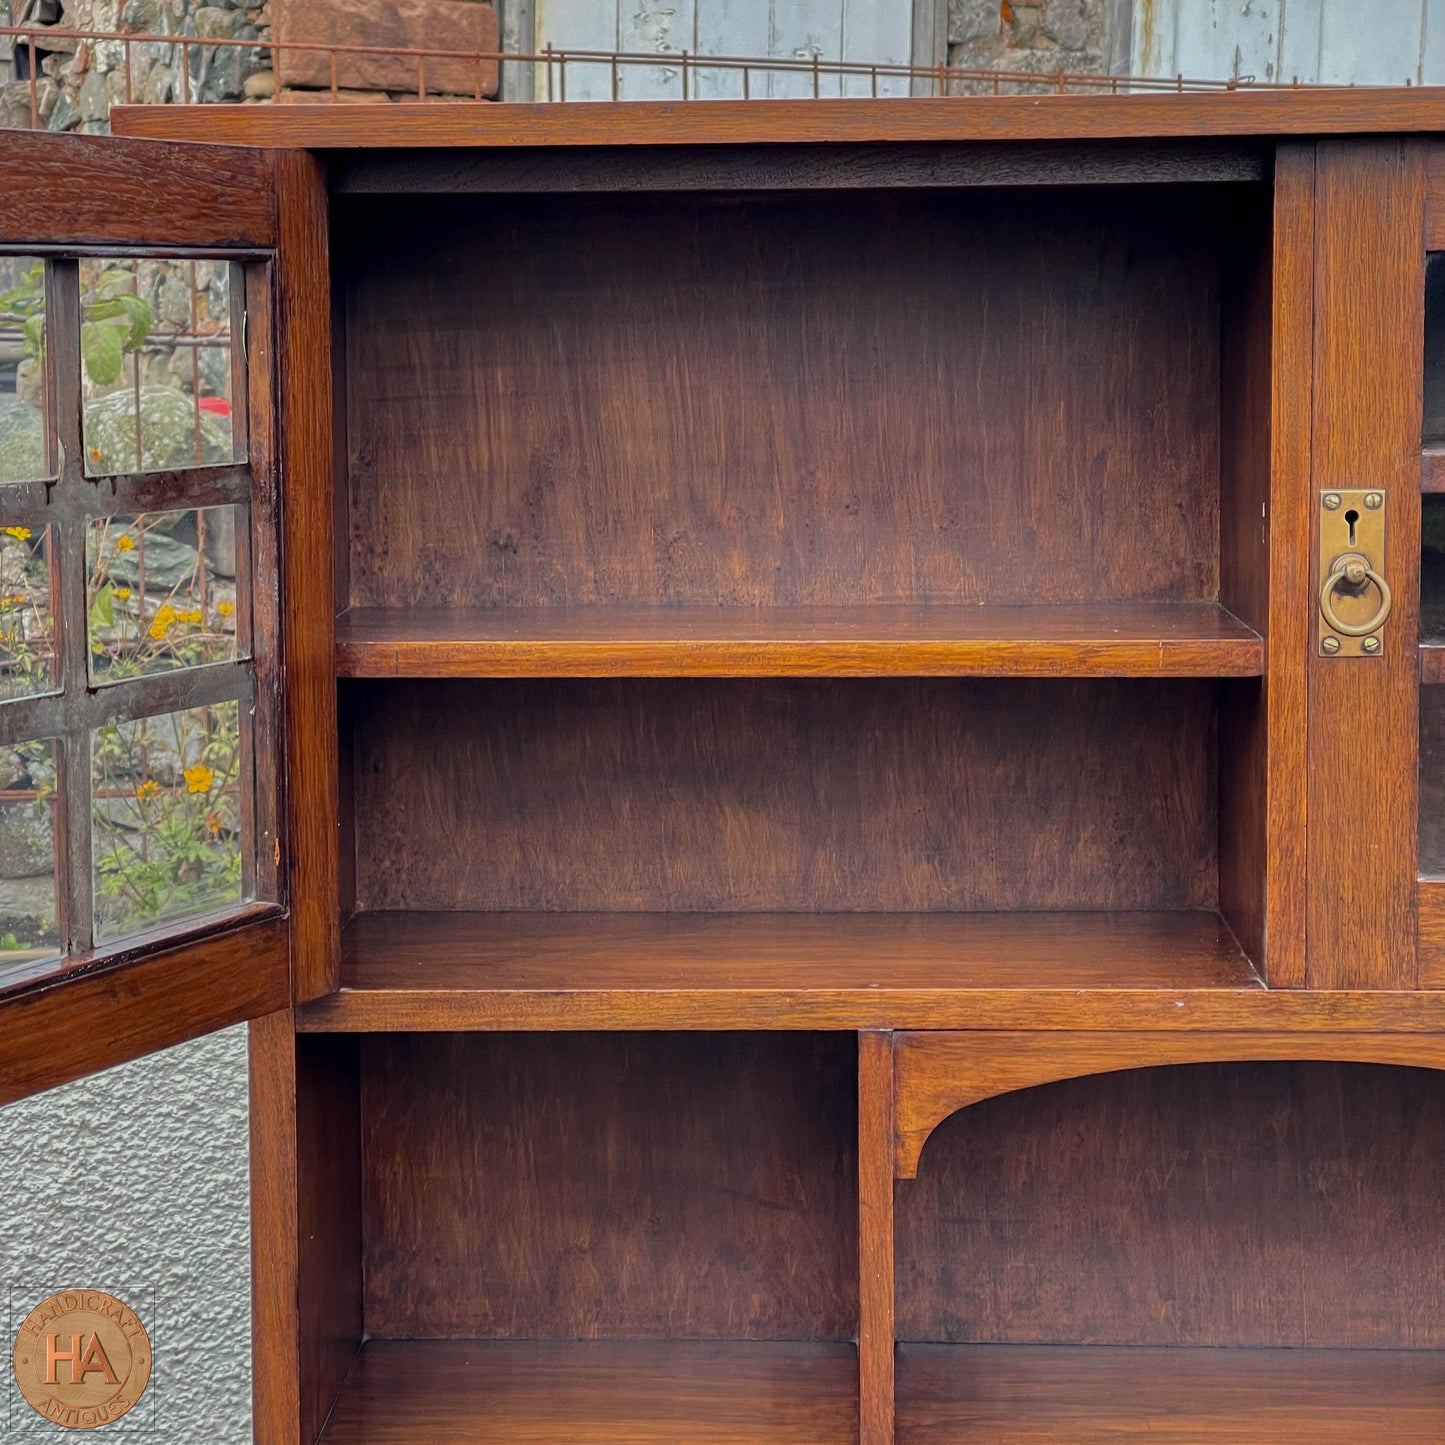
(3, 90, 1445, 1442)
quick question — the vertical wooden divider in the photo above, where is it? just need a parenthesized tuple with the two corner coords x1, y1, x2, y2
(1306, 139, 1426, 989)
(250, 1009, 302, 1445)
(1256, 141, 1317, 987)
(274, 149, 341, 1002)
(858, 1030, 896, 1445)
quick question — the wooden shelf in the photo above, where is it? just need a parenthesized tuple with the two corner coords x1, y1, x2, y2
(295, 910, 1278, 1032)
(897, 1344, 1445, 1443)
(334, 603, 1264, 679)
(317, 1340, 858, 1444)
(1424, 448, 1445, 493)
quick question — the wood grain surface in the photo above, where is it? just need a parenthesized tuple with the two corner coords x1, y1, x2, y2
(317, 1340, 859, 1444)
(347, 678, 1219, 913)
(334, 603, 1264, 678)
(338, 187, 1221, 611)
(1418, 879, 1445, 985)
(0, 130, 274, 247)
(893, 1030, 1445, 1177)
(1305, 140, 1424, 988)
(0, 907, 286, 1107)
(325, 140, 1267, 196)
(896, 1061, 1445, 1347)
(1429, 142, 1445, 248)
(857, 1032, 894, 1445)
(274, 151, 342, 1002)
(360, 1032, 857, 1340)
(298, 909, 1267, 1031)
(110, 87, 1445, 149)
(896, 1344, 1445, 1442)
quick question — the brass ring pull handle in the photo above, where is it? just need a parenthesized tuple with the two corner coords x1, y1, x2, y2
(1319, 554, 1392, 638)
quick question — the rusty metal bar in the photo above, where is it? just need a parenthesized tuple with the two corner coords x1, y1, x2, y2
(0, 21, 1322, 120)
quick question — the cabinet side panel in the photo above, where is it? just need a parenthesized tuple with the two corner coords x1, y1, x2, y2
(1306, 139, 1425, 989)
(360, 1033, 858, 1340)
(1259, 142, 1318, 987)
(1217, 186, 1273, 970)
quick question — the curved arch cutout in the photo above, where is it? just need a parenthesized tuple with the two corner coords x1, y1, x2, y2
(894, 1029, 1445, 1178)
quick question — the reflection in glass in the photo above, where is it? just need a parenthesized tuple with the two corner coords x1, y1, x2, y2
(0, 255, 53, 484)
(87, 508, 244, 685)
(92, 700, 247, 944)
(0, 737, 61, 976)
(79, 258, 239, 476)
(0, 523, 55, 700)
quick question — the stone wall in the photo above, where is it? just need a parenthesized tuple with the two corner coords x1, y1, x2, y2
(1, 0, 507, 129)
(1, 0, 271, 132)
(947, 0, 1113, 89)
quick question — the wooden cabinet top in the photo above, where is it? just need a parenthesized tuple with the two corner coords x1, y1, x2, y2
(111, 88, 1445, 150)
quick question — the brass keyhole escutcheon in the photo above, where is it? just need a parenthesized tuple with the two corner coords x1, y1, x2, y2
(1317, 489, 1388, 656)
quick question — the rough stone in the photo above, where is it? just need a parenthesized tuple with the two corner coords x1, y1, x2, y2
(271, 0, 499, 97)
(78, 66, 109, 118)
(193, 4, 237, 37)
(122, 0, 165, 31)
(83, 386, 232, 475)
(949, 0, 1107, 90)
(277, 85, 391, 102)
(950, 0, 1003, 46)
(243, 66, 275, 96)
(1045, 0, 1094, 52)
(44, 89, 78, 128)
(0, 405, 45, 483)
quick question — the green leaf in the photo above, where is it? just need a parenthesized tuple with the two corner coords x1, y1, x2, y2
(81, 317, 127, 386)
(22, 314, 44, 358)
(114, 293, 153, 349)
(0, 283, 41, 314)
(88, 583, 115, 631)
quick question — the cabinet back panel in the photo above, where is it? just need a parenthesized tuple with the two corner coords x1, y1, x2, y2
(361, 1032, 857, 1339)
(339, 187, 1222, 608)
(348, 678, 1218, 912)
(897, 1062, 1445, 1348)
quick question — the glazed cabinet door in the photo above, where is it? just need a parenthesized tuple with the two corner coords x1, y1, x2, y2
(0, 131, 335, 1106)
(1302, 138, 1429, 989)
(1421, 142, 1445, 981)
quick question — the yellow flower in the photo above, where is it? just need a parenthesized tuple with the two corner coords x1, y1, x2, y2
(183, 764, 214, 794)
(113, 587, 131, 601)
(135, 779, 159, 801)
(147, 603, 176, 640)
(88, 445, 103, 464)
(1, 593, 25, 606)
(115, 535, 136, 552)
(2, 526, 31, 540)
(184, 609, 204, 624)
(217, 601, 234, 617)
